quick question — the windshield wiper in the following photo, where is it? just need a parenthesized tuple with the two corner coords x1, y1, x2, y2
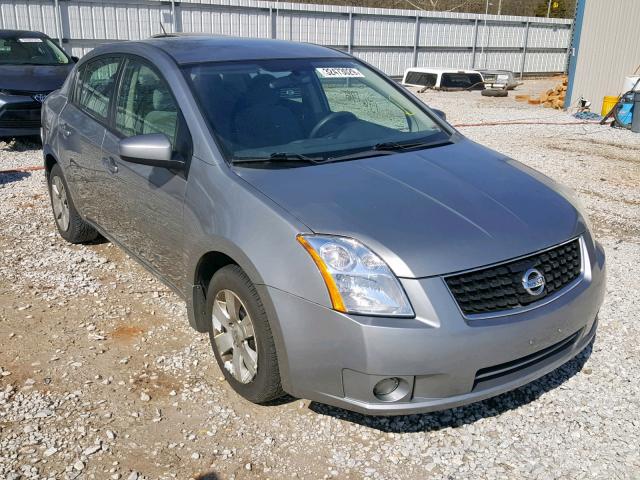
(326, 139, 452, 163)
(232, 152, 324, 165)
(325, 149, 396, 162)
(373, 139, 452, 151)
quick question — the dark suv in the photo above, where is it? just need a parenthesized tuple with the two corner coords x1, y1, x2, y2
(0, 30, 75, 139)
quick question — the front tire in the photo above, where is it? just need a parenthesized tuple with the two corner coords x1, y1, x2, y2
(47, 163, 98, 244)
(207, 265, 284, 404)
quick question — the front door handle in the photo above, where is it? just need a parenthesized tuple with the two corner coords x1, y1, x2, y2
(60, 123, 72, 138)
(102, 157, 118, 174)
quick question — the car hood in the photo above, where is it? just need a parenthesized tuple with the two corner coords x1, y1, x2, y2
(236, 138, 586, 278)
(0, 64, 73, 92)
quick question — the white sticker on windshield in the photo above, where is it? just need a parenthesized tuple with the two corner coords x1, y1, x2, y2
(18, 38, 43, 43)
(316, 67, 364, 78)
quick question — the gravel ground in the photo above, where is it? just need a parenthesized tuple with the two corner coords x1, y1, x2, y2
(1, 78, 639, 480)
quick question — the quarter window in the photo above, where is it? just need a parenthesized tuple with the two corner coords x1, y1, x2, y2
(115, 60, 178, 146)
(76, 58, 120, 120)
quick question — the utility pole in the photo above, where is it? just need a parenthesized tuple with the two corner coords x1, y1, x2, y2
(497, 0, 502, 15)
(547, 0, 552, 17)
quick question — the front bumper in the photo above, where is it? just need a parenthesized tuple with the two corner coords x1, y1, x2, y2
(0, 93, 43, 137)
(261, 239, 606, 416)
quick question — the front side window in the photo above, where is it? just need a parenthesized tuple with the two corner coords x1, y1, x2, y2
(76, 58, 120, 120)
(185, 58, 447, 163)
(115, 60, 178, 146)
(0, 36, 70, 66)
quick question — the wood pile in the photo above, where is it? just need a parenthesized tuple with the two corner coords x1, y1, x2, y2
(514, 76, 568, 109)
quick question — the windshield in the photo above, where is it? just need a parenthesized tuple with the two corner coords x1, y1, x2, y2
(0, 36, 70, 66)
(185, 58, 448, 162)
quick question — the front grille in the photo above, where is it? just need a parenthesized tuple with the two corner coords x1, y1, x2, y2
(473, 330, 580, 389)
(445, 239, 582, 316)
(0, 104, 42, 128)
(1, 89, 51, 97)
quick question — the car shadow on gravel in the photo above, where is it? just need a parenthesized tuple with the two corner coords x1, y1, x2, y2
(0, 171, 31, 185)
(0, 136, 42, 152)
(194, 473, 221, 480)
(309, 341, 593, 433)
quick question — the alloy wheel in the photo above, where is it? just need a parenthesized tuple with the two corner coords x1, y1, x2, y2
(51, 175, 70, 232)
(212, 289, 258, 384)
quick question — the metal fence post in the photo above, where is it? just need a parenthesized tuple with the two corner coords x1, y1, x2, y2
(471, 17, 479, 69)
(53, 0, 63, 47)
(412, 14, 420, 67)
(170, 0, 176, 33)
(270, 7, 277, 39)
(57, 0, 71, 55)
(348, 11, 353, 54)
(520, 21, 530, 79)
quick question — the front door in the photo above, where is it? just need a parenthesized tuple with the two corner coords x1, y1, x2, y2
(100, 58, 190, 290)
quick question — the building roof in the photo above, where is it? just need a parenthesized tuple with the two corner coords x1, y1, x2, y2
(142, 35, 349, 64)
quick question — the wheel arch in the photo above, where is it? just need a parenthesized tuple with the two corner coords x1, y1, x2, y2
(187, 244, 266, 333)
(187, 246, 292, 393)
(44, 151, 58, 177)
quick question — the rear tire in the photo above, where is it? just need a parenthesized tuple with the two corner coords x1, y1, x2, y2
(207, 265, 284, 404)
(47, 163, 98, 244)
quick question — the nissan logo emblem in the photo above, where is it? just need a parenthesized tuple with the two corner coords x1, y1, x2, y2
(522, 268, 546, 296)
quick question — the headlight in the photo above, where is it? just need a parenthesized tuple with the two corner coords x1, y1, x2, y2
(297, 235, 414, 317)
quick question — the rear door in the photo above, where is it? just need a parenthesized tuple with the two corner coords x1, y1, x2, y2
(57, 56, 122, 224)
(100, 56, 190, 289)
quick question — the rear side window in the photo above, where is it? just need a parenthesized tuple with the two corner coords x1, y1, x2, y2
(76, 57, 120, 120)
(115, 60, 178, 146)
(405, 72, 437, 87)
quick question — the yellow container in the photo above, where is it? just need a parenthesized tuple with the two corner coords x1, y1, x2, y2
(601, 95, 619, 116)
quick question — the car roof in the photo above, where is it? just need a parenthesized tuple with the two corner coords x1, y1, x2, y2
(0, 29, 49, 39)
(99, 35, 350, 65)
(477, 69, 512, 74)
(404, 67, 482, 75)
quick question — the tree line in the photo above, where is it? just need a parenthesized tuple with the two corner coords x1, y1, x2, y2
(288, 0, 575, 18)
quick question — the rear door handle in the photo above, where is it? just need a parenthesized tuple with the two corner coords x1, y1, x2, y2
(60, 122, 72, 138)
(102, 156, 118, 174)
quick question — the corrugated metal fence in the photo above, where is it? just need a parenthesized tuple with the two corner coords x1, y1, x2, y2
(0, 0, 572, 77)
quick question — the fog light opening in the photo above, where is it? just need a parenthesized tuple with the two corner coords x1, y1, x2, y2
(373, 377, 408, 402)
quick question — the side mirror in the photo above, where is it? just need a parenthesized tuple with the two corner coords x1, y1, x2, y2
(432, 109, 447, 121)
(119, 133, 184, 169)
(71, 56, 80, 63)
